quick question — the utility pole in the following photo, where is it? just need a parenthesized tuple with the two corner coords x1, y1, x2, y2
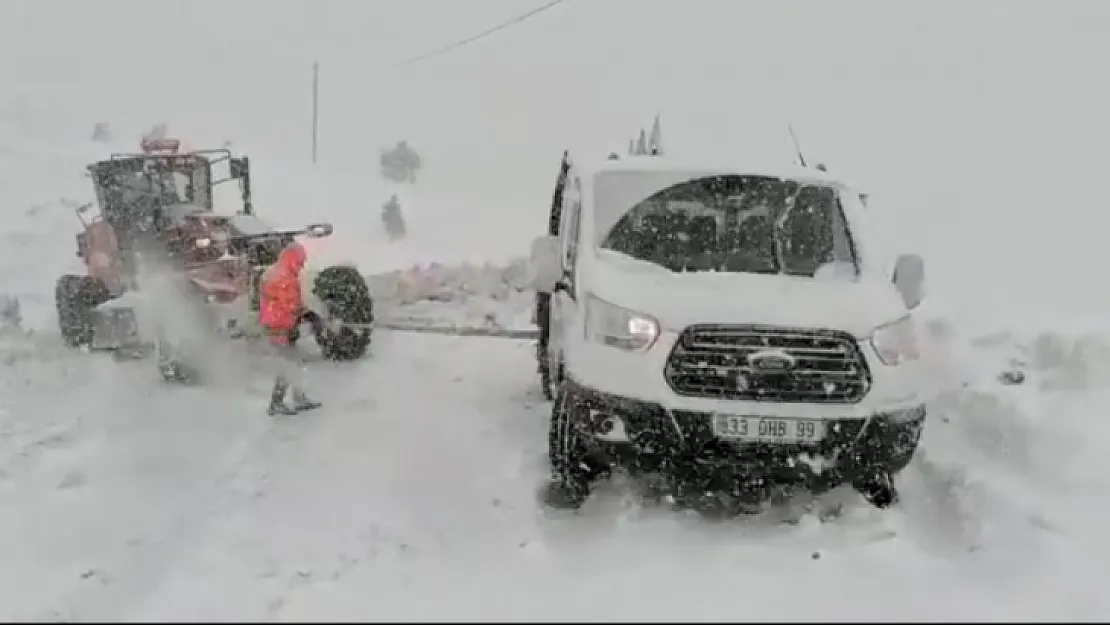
(311, 61, 320, 164)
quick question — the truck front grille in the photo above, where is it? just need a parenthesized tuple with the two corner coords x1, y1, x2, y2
(664, 324, 871, 404)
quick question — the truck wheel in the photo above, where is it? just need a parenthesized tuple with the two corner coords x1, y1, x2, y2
(541, 359, 563, 404)
(849, 413, 924, 509)
(536, 293, 553, 399)
(311, 265, 374, 361)
(55, 275, 109, 348)
(538, 349, 555, 400)
(853, 472, 899, 509)
(543, 386, 610, 509)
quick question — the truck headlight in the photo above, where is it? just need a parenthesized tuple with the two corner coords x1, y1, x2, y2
(584, 294, 659, 351)
(870, 315, 920, 366)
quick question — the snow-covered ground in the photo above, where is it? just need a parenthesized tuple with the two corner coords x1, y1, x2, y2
(4, 0, 1110, 621)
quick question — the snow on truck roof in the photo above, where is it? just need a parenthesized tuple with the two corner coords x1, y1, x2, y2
(575, 154, 857, 190)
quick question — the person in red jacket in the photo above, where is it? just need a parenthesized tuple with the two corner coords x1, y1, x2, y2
(259, 241, 321, 415)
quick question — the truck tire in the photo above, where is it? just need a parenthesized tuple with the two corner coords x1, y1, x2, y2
(55, 275, 109, 348)
(536, 292, 553, 399)
(311, 265, 374, 361)
(543, 386, 611, 509)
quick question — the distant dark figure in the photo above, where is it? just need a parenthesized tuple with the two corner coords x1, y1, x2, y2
(0, 295, 21, 329)
(382, 194, 406, 240)
(380, 140, 422, 184)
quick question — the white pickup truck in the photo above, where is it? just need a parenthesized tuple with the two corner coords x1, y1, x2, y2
(531, 152, 929, 514)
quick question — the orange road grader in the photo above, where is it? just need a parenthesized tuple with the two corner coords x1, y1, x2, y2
(55, 138, 374, 382)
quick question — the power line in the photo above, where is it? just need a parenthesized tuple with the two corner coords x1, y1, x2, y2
(391, 0, 575, 69)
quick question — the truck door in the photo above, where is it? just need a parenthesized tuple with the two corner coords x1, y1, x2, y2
(549, 173, 583, 377)
(536, 151, 571, 367)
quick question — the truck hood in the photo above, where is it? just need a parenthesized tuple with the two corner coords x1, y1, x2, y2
(589, 251, 907, 338)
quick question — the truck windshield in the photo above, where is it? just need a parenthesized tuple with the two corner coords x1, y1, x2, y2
(600, 174, 858, 278)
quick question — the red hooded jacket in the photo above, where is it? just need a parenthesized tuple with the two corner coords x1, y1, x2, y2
(259, 243, 308, 342)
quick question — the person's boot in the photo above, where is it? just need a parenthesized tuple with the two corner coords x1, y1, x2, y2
(267, 379, 297, 416)
(292, 389, 322, 412)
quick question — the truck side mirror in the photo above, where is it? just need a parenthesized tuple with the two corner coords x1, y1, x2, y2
(530, 235, 561, 293)
(892, 254, 925, 310)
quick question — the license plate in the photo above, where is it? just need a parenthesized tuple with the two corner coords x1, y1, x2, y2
(712, 414, 827, 444)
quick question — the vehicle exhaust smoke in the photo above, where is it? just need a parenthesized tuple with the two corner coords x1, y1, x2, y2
(131, 252, 254, 390)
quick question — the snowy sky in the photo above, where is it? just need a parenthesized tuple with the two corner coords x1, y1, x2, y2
(1, 0, 1107, 310)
